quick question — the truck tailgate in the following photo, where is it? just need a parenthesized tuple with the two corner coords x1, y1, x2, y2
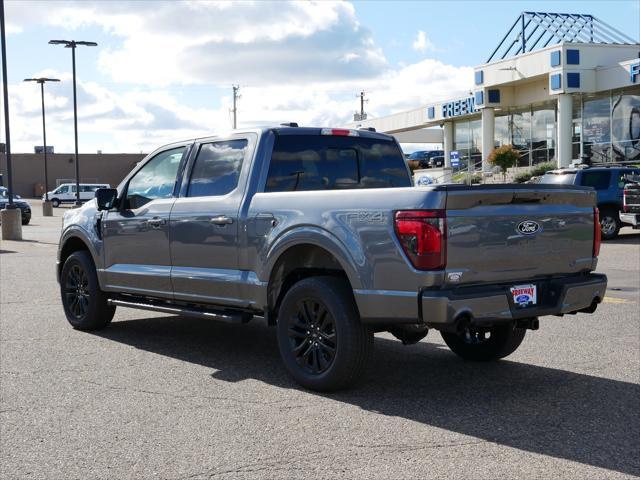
(444, 185, 596, 286)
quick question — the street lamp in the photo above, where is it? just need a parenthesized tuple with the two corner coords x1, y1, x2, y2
(24, 77, 60, 216)
(48, 39, 97, 206)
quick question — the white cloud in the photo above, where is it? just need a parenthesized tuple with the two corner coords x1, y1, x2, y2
(412, 30, 436, 53)
(4, 1, 473, 153)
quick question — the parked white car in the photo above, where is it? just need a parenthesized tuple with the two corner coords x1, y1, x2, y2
(44, 183, 110, 207)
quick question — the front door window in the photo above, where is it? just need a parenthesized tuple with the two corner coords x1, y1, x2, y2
(126, 147, 185, 209)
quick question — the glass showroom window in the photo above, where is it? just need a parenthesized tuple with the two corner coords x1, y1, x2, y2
(582, 93, 611, 163)
(612, 87, 640, 162)
(572, 95, 582, 161)
(454, 120, 470, 169)
(494, 114, 510, 149)
(531, 104, 556, 165)
(511, 107, 531, 167)
(469, 119, 482, 169)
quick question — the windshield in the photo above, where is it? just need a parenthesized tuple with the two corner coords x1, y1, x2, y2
(0, 188, 21, 199)
(539, 173, 577, 185)
(408, 151, 426, 160)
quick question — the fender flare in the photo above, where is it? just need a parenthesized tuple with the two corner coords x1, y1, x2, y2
(58, 226, 103, 280)
(261, 226, 368, 291)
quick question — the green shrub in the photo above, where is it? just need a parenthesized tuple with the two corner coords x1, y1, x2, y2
(514, 172, 532, 183)
(530, 161, 556, 177)
(488, 145, 521, 180)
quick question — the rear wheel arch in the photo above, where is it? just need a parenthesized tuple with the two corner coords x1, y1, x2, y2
(266, 243, 357, 324)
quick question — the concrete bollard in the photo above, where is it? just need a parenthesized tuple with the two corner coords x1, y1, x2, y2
(1, 208, 23, 240)
(42, 200, 53, 217)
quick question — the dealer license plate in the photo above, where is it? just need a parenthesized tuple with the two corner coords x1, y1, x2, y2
(510, 284, 537, 308)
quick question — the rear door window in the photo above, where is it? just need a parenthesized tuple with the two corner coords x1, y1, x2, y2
(580, 171, 611, 190)
(265, 135, 409, 192)
(187, 139, 248, 197)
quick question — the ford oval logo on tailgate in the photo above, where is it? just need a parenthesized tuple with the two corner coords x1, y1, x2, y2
(516, 220, 541, 235)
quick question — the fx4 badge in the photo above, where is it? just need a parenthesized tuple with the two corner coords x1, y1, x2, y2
(516, 220, 541, 235)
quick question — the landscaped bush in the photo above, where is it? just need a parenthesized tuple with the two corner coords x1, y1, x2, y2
(513, 161, 557, 183)
(514, 172, 533, 183)
(488, 145, 521, 181)
(530, 161, 556, 177)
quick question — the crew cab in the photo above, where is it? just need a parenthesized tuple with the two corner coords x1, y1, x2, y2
(57, 127, 607, 391)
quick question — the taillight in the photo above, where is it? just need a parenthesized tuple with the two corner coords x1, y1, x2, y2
(394, 210, 446, 270)
(593, 207, 601, 257)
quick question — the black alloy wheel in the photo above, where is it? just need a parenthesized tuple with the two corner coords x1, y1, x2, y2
(64, 264, 91, 319)
(277, 276, 373, 391)
(60, 250, 115, 330)
(441, 323, 526, 361)
(287, 298, 337, 375)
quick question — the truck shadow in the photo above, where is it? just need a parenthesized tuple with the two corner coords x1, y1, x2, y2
(605, 232, 640, 244)
(94, 315, 639, 476)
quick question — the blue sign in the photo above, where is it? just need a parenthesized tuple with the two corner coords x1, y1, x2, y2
(450, 150, 460, 167)
(441, 97, 478, 118)
(631, 62, 640, 83)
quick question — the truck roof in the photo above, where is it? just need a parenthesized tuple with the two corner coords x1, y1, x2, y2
(546, 165, 639, 175)
(165, 126, 396, 149)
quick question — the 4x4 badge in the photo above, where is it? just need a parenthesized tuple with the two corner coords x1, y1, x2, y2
(516, 220, 541, 235)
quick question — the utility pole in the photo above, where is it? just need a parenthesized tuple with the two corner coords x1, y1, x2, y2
(353, 91, 368, 121)
(232, 85, 240, 129)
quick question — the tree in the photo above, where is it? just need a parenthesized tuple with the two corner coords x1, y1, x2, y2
(488, 145, 521, 181)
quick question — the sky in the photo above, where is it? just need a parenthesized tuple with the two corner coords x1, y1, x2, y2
(1, 0, 639, 154)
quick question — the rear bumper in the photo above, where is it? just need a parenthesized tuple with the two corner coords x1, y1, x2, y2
(354, 273, 607, 328)
(620, 212, 639, 227)
(421, 273, 607, 330)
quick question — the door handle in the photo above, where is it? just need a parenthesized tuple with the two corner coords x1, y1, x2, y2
(147, 217, 166, 228)
(210, 215, 234, 226)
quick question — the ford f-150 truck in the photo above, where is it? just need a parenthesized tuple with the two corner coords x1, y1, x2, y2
(57, 126, 607, 391)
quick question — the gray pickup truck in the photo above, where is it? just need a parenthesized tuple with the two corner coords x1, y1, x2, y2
(57, 126, 607, 391)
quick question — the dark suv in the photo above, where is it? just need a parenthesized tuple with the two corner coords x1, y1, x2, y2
(540, 165, 640, 239)
(407, 150, 444, 169)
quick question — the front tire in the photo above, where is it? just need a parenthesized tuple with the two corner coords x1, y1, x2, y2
(51, 198, 60, 208)
(277, 276, 373, 392)
(441, 323, 526, 361)
(21, 215, 31, 225)
(60, 251, 115, 330)
(599, 209, 620, 240)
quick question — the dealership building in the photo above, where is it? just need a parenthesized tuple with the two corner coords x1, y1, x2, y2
(351, 12, 640, 171)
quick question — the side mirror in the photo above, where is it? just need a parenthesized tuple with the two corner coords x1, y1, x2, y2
(95, 188, 118, 211)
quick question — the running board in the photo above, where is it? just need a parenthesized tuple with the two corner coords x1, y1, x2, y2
(107, 298, 251, 323)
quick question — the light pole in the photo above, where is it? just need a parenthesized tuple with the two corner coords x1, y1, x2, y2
(24, 77, 60, 216)
(48, 39, 97, 206)
(0, 0, 22, 240)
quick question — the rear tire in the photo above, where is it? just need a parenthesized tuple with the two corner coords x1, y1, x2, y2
(277, 276, 373, 391)
(51, 198, 60, 208)
(599, 209, 620, 240)
(60, 251, 115, 331)
(441, 323, 526, 361)
(21, 216, 31, 225)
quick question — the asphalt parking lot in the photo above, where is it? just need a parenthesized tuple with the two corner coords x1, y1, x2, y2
(1, 201, 639, 479)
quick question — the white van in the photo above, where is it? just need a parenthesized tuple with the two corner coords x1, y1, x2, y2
(45, 183, 110, 207)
